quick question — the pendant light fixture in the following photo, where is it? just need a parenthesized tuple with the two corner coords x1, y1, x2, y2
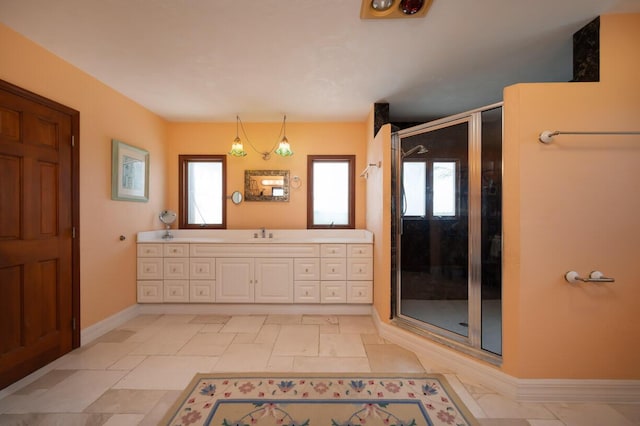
(228, 116, 247, 157)
(274, 115, 293, 157)
(228, 115, 293, 160)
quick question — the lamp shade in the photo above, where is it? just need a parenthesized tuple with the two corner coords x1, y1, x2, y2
(274, 137, 293, 157)
(229, 137, 247, 157)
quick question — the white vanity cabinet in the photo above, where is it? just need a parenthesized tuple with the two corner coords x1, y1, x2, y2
(319, 244, 373, 303)
(216, 256, 295, 303)
(137, 243, 163, 302)
(190, 258, 216, 302)
(136, 234, 372, 305)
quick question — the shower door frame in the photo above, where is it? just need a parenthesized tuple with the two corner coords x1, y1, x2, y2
(391, 102, 503, 364)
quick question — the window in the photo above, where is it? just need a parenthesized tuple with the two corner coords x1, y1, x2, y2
(179, 155, 226, 228)
(402, 161, 427, 217)
(432, 161, 457, 217)
(307, 155, 355, 228)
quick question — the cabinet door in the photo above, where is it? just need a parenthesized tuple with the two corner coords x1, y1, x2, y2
(294, 281, 320, 303)
(137, 244, 163, 257)
(321, 258, 347, 280)
(164, 280, 189, 302)
(164, 258, 190, 279)
(321, 281, 346, 303)
(190, 280, 215, 302)
(137, 280, 163, 303)
(190, 258, 215, 279)
(255, 258, 294, 303)
(216, 258, 254, 303)
(137, 258, 163, 279)
(347, 281, 372, 303)
(294, 258, 320, 280)
(347, 258, 373, 280)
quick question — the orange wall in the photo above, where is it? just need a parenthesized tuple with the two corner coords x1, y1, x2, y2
(0, 23, 167, 329)
(365, 112, 393, 321)
(165, 121, 367, 229)
(502, 13, 640, 379)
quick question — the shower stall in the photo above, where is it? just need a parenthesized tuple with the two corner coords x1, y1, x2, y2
(391, 103, 503, 360)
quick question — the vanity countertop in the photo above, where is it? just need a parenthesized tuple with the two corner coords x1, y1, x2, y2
(137, 229, 374, 244)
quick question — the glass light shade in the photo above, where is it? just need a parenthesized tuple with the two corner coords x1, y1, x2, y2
(400, 0, 423, 14)
(229, 137, 247, 157)
(371, 0, 394, 11)
(274, 138, 293, 157)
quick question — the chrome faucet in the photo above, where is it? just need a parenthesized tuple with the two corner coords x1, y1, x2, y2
(259, 227, 266, 238)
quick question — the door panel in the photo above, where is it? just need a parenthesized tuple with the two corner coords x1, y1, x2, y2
(0, 80, 79, 389)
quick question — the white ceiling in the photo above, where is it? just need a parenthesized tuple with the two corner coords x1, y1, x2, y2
(1, 0, 639, 123)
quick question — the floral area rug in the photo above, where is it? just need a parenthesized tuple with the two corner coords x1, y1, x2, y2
(161, 373, 479, 426)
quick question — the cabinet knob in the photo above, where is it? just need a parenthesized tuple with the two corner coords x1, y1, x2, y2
(305, 291, 309, 296)
(172, 249, 177, 253)
(172, 290, 177, 295)
(146, 249, 151, 253)
(145, 268, 150, 272)
(172, 268, 176, 272)
(199, 290, 205, 295)
(199, 268, 203, 272)
(332, 268, 335, 273)
(359, 268, 363, 273)
(331, 291, 336, 296)
(305, 268, 309, 273)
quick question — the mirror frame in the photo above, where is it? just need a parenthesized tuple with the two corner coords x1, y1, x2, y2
(230, 191, 243, 204)
(244, 170, 290, 202)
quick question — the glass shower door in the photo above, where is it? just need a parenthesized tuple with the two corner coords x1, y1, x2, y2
(393, 104, 503, 359)
(398, 119, 471, 339)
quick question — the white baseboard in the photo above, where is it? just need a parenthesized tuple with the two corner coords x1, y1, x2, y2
(137, 303, 373, 316)
(371, 309, 640, 403)
(81, 304, 140, 345)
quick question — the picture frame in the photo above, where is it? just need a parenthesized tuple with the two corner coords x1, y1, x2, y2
(111, 139, 149, 202)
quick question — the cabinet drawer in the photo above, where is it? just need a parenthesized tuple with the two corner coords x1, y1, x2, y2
(347, 281, 372, 303)
(164, 244, 189, 257)
(294, 258, 320, 280)
(321, 258, 346, 280)
(164, 258, 190, 279)
(320, 244, 346, 257)
(321, 281, 346, 303)
(164, 280, 190, 302)
(137, 258, 163, 279)
(137, 244, 163, 257)
(347, 244, 373, 258)
(294, 281, 320, 303)
(137, 280, 163, 303)
(190, 280, 215, 302)
(190, 258, 216, 279)
(347, 258, 373, 280)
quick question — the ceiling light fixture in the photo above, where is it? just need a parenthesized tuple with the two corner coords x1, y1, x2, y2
(228, 115, 293, 160)
(360, 0, 432, 19)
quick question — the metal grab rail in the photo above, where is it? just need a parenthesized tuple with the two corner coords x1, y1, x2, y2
(539, 130, 640, 144)
(564, 270, 615, 284)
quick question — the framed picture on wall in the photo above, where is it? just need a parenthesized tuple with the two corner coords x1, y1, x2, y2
(111, 139, 149, 202)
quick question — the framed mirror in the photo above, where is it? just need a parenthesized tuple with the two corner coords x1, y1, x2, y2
(244, 170, 289, 202)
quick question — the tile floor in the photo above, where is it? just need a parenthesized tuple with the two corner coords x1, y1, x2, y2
(0, 314, 638, 425)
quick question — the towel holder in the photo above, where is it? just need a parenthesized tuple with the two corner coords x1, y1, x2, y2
(564, 270, 615, 284)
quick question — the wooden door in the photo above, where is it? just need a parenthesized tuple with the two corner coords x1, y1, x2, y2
(0, 80, 79, 390)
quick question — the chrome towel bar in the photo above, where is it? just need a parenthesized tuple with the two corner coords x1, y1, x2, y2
(539, 130, 640, 144)
(565, 270, 615, 284)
